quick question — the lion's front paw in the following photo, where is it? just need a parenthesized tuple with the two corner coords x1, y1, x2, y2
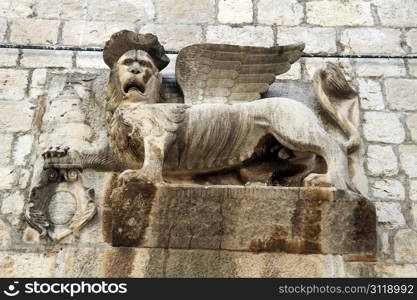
(118, 170, 158, 186)
(303, 173, 332, 188)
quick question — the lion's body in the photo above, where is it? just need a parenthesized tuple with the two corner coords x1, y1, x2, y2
(108, 97, 352, 190)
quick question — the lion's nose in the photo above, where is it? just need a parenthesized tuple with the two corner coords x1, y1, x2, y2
(129, 62, 141, 74)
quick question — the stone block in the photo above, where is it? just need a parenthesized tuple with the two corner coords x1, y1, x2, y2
(371, 179, 405, 201)
(363, 112, 405, 144)
(374, 0, 417, 27)
(0, 251, 58, 277)
(21, 50, 73, 68)
(89, 0, 154, 22)
(373, 264, 417, 278)
(355, 59, 406, 77)
(407, 29, 417, 53)
(306, 0, 373, 26)
(394, 229, 417, 262)
(358, 79, 384, 110)
(410, 180, 417, 201)
(13, 134, 33, 165)
(1, 192, 24, 216)
(366, 145, 398, 177)
(59, 247, 345, 278)
(407, 114, 417, 142)
(76, 52, 108, 69)
(0, 18, 6, 41)
(156, 0, 215, 24)
(257, 0, 303, 25)
(218, 0, 253, 24)
(399, 145, 417, 177)
(0, 219, 11, 248)
(276, 27, 336, 54)
(374, 202, 405, 227)
(206, 25, 274, 47)
(0, 100, 33, 133)
(110, 184, 376, 257)
(0, 133, 12, 167)
(34, 0, 85, 19)
(62, 20, 135, 47)
(139, 24, 203, 51)
(10, 19, 59, 45)
(0, 69, 29, 100)
(385, 79, 417, 111)
(340, 28, 402, 54)
(0, 49, 18, 67)
(29, 69, 47, 98)
(0, 0, 34, 18)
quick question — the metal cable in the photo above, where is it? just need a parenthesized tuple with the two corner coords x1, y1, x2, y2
(1, 43, 417, 59)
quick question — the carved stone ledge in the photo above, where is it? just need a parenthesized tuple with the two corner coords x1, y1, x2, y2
(110, 184, 376, 257)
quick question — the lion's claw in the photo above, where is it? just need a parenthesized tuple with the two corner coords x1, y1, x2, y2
(117, 170, 159, 186)
(42, 146, 70, 159)
(42, 146, 81, 169)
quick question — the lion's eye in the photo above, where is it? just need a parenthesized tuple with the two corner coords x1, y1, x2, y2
(123, 59, 134, 65)
(139, 60, 151, 68)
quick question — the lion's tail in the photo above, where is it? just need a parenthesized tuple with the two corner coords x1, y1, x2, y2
(312, 63, 361, 153)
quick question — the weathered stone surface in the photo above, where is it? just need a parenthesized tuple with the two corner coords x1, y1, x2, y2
(139, 24, 203, 51)
(363, 112, 405, 144)
(276, 27, 336, 54)
(373, 264, 417, 278)
(13, 134, 33, 165)
(0, 18, 6, 41)
(1, 192, 24, 216)
(374, 202, 405, 227)
(89, 0, 154, 22)
(345, 262, 375, 277)
(394, 229, 417, 262)
(218, 0, 252, 24)
(76, 52, 108, 69)
(407, 114, 417, 142)
(0, 101, 33, 133)
(0, 0, 34, 18)
(257, 0, 303, 25)
(10, 19, 59, 45)
(366, 145, 398, 177)
(0, 219, 12, 248)
(21, 50, 73, 68)
(63, 21, 135, 47)
(0, 49, 18, 67)
(410, 180, 417, 201)
(0, 69, 29, 100)
(0, 167, 16, 189)
(341, 28, 402, 54)
(0, 133, 12, 167)
(385, 79, 417, 111)
(22, 227, 40, 244)
(59, 247, 345, 278)
(35, 0, 85, 19)
(371, 179, 405, 201)
(399, 145, 417, 178)
(0, 252, 58, 277)
(306, 0, 373, 26)
(206, 25, 274, 47)
(358, 79, 384, 111)
(111, 184, 376, 256)
(355, 59, 406, 77)
(278, 61, 301, 80)
(374, 0, 417, 27)
(407, 29, 417, 53)
(156, 0, 215, 23)
(29, 69, 47, 98)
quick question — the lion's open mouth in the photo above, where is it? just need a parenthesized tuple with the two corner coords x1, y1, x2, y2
(123, 80, 146, 94)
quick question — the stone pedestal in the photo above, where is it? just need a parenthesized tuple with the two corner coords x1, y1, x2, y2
(110, 184, 376, 258)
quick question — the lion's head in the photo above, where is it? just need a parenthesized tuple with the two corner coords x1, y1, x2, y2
(103, 30, 169, 116)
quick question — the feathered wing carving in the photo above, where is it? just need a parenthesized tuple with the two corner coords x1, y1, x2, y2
(175, 43, 305, 104)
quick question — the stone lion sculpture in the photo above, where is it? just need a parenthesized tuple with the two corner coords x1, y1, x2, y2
(43, 30, 360, 193)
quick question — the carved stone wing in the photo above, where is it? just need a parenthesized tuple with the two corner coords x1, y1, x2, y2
(175, 43, 305, 104)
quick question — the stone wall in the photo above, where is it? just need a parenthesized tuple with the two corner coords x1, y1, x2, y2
(0, 0, 416, 277)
